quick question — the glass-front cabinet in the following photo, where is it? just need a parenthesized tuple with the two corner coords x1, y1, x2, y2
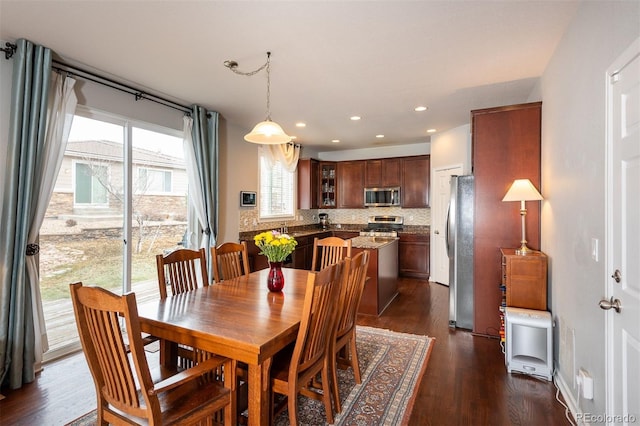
(319, 162, 337, 208)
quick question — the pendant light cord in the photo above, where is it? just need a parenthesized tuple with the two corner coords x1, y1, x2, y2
(224, 51, 272, 120)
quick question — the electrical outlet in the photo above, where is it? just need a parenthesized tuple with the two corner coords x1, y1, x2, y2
(576, 368, 594, 399)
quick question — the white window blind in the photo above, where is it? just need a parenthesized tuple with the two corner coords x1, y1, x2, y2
(259, 153, 295, 220)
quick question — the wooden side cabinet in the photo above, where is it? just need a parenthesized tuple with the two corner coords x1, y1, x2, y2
(500, 248, 547, 310)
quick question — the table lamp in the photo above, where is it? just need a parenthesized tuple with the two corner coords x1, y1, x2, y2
(502, 179, 543, 255)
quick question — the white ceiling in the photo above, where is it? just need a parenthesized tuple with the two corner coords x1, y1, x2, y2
(0, 1, 580, 151)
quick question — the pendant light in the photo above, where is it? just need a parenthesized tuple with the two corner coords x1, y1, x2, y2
(224, 52, 292, 144)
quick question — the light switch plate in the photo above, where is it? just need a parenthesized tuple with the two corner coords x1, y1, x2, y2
(591, 238, 599, 262)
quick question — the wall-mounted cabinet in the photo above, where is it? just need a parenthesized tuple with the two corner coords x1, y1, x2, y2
(401, 155, 430, 208)
(319, 162, 337, 208)
(297, 158, 319, 209)
(337, 160, 366, 208)
(365, 158, 401, 188)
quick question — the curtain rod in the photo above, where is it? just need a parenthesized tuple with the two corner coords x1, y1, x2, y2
(51, 59, 192, 114)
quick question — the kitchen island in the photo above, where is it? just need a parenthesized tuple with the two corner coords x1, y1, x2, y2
(350, 236, 399, 316)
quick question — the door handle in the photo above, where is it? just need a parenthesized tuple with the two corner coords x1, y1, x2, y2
(599, 297, 622, 313)
(611, 269, 621, 283)
(434, 230, 440, 235)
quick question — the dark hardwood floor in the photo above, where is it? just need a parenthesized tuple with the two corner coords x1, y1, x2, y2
(0, 278, 571, 425)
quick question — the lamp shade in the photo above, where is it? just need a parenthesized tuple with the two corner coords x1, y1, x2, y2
(244, 120, 292, 144)
(502, 179, 543, 202)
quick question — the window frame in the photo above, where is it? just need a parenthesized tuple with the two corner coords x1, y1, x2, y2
(137, 166, 173, 195)
(258, 152, 296, 222)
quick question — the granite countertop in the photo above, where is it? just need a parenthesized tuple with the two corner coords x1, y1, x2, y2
(349, 236, 398, 249)
(239, 224, 429, 241)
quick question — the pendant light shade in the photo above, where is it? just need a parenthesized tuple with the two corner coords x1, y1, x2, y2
(244, 119, 292, 144)
(225, 51, 292, 145)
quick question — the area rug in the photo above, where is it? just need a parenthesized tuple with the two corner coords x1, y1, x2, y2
(65, 326, 434, 426)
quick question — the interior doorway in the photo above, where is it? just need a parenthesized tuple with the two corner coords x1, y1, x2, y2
(605, 36, 639, 421)
(430, 165, 464, 285)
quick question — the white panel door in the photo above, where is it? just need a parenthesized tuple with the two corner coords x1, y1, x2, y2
(606, 37, 640, 424)
(431, 165, 463, 284)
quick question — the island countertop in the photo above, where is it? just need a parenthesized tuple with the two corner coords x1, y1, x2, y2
(349, 236, 399, 249)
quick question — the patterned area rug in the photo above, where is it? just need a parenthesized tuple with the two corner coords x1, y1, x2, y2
(66, 326, 434, 426)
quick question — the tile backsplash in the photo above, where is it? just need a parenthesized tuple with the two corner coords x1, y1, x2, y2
(238, 207, 430, 233)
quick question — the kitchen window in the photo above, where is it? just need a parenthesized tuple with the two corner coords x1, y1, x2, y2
(258, 151, 295, 220)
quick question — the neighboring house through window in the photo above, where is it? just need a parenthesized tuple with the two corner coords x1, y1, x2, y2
(138, 167, 172, 194)
(74, 161, 108, 205)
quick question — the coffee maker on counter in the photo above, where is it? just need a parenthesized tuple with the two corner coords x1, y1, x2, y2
(319, 213, 329, 230)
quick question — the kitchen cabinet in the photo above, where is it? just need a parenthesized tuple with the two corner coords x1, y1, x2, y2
(337, 160, 366, 208)
(352, 239, 399, 316)
(401, 156, 430, 208)
(472, 102, 542, 337)
(292, 231, 331, 270)
(319, 162, 337, 208)
(297, 158, 319, 209)
(332, 230, 360, 240)
(245, 239, 269, 271)
(398, 233, 430, 279)
(500, 248, 547, 310)
(365, 158, 401, 188)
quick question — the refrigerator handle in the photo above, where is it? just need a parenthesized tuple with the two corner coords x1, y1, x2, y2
(445, 203, 451, 256)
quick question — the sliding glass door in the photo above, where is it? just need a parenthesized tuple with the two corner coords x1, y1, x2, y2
(40, 108, 188, 360)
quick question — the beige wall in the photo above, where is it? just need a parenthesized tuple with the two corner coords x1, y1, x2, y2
(538, 0, 640, 416)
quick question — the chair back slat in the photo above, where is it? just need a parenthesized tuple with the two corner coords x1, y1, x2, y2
(212, 241, 250, 282)
(335, 251, 370, 338)
(311, 237, 352, 271)
(70, 283, 154, 419)
(156, 248, 209, 298)
(294, 262, 343, 373)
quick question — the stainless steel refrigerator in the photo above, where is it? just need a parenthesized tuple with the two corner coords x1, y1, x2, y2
(446, 175, 474, 330)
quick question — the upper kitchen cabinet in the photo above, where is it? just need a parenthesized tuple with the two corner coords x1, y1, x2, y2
(471, 102, 542, 338)
(365, 158, 401, 188)
(401, 155, 430, 208)
(298, 158, 319, 209)
(337, 160, 366, 208)
(319, 162, 337, 208)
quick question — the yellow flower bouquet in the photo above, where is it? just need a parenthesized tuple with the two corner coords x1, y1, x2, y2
(253, 230, 298, 262)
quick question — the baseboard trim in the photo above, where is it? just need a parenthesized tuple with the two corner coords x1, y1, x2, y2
(554, 371, 579, 423)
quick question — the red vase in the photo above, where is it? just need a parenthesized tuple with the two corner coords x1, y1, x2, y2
(267, 261, 285, 292)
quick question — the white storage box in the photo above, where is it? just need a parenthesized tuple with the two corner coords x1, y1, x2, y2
(505, 307, 553, 381)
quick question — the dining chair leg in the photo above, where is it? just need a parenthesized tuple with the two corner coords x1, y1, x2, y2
(321, 362, 335, 424)
(330, 348, 342, 413)
(350, 336, 362, 384)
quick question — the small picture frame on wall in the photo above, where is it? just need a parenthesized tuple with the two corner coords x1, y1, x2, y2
(240, 191, 256, 207)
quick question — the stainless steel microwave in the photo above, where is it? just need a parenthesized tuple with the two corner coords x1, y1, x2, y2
(364, 187, 401, 207)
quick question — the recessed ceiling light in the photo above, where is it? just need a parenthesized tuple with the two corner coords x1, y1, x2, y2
(415, 106, 428, 112)
(295, 122, 306, 127)
(427, 128, 437, 133)
(331, 139, 340, 143)
(350, 116, 361, 121)
(376, 134, 384, 138)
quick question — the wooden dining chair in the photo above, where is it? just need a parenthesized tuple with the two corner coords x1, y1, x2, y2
(156, 247, 209, 299)
(329, 250, 370, 413)
(311, 236, 352, 271)
(156, 247, 212, 368)
(211, 241, 250, 283)
(270, 261, 344, 426)
(69, 282, 237, 426)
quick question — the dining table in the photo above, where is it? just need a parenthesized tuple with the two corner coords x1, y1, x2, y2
(136, 267, 310, 426)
